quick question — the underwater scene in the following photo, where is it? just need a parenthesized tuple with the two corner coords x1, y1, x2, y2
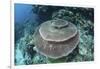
(14, 3, 94, 65)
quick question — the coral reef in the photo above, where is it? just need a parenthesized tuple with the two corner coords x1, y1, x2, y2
(15, 4, 94, 65)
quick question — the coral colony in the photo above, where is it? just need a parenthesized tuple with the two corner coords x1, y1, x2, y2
(32, 19, 79, 59)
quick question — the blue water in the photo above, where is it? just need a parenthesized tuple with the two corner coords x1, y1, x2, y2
(15, 4, 39, 24)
